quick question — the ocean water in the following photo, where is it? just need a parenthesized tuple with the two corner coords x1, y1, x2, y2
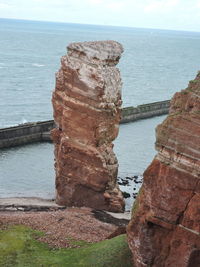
(0, 115, 165, 210)
(1, 19, 200, 204)
(0, 18, 200, 127)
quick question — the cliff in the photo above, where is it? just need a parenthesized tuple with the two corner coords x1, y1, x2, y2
(51, 41, 125, 212)
(127, 72, 200, 266)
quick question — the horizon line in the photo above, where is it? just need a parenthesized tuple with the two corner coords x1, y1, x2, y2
(1, 17, 200, 34)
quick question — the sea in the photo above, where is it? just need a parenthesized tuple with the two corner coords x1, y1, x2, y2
(0, 18, 200, 209)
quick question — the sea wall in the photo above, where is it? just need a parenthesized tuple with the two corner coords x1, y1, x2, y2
(0, 120, 54, 149)
(121, 100, 169, 123)
(0, 100, 170, 149)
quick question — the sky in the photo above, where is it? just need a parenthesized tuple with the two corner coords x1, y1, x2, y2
(0, 0, 200, 32)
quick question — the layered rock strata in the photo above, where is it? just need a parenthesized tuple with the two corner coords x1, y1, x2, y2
(127, 73, 200, 266)
(51, 41, 125, 212)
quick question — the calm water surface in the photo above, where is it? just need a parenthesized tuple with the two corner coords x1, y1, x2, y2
(1, 19, 199, 206)
(0, 115, 165, 208)
(0, 19, 200, 127)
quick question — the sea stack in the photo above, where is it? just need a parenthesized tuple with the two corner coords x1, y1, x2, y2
(51, 41, 125, 212)
(127, 73, 200, 266)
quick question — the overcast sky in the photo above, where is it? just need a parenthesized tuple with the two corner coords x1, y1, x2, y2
(0, 0, 200, 32)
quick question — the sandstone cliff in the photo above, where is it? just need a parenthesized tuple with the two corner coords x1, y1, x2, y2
(127, 73, 200, 266)
(51, 41, 125, 212)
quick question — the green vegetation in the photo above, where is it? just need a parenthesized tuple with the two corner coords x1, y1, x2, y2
(131, 197, 139, 217)
(0, 225, 132, 267)
(131, 187, 142, 217)
(189, 79, 198, 84)
(181, 89, 189, 95)
(65, 236, 90, 248)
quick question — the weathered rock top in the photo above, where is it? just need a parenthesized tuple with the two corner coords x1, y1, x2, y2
(67, 40, 124, 66)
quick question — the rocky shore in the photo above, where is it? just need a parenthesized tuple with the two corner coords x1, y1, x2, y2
(117, 175, 143, 210)
(0, 207, 130, 248)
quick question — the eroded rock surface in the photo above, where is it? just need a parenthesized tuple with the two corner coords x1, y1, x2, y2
(127, 73, 200, 266)
(52, 41, 125, 212)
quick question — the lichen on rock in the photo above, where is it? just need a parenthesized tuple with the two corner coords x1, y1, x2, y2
(51, 41, 125, 212)
(127, 72, 200, 266)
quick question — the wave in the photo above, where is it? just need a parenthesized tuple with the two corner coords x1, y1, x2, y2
(32, 63, 45, 67)
(21, 118, 28, 124)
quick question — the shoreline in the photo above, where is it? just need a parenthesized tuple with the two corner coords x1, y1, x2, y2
(0, 196, 131, 247)
(0, 197, 131, 220)
(0, 175, 143, 213)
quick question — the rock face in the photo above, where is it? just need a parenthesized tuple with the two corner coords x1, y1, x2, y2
(127, 73, 200, 266)
(51, 41, 125, 212)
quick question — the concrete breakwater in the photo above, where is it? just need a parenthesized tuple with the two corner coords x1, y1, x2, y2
(0, 100, 169, 149)
(0, 120, 54, 149)
(121, 100, 169, 123)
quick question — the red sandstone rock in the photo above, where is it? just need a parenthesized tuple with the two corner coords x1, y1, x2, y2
(52, 41, 125, 212)
(127, 73, 200, 266)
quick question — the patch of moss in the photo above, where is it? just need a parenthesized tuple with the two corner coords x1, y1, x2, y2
(65, 236, 90, 248)
(181, 90, 189, 95)
(0, 225, 132, 267)
(168, 111, 182, 117)
(131, 187, 142, 217)
(189, 79, 198, 84)
(131, 198, 139, 218)
(193, 110, 200, 114)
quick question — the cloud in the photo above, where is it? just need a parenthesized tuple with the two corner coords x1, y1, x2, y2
(144, 0, 179, 13)
(0, 3, 11, 8)
(87, 0, 125, 9)
(0, 0, 200, 31)
(106, 1, 125, 11)
(88, 0, 103, 4)
(196, 0, 200, 8)
(0, 0, 71, 9)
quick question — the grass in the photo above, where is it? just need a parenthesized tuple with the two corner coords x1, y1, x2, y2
(65, 236, 90, 248)
(0, 225, 132, 267)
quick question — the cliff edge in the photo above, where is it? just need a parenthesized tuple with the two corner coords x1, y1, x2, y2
(127, 72, 200, 266)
